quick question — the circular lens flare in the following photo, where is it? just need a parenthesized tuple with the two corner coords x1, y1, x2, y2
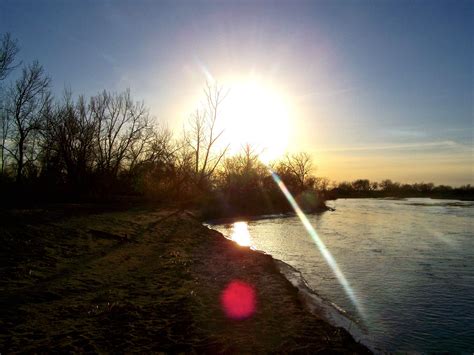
(220, 280, 256, 320)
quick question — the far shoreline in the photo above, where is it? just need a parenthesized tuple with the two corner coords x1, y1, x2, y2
(326, 194, 474, 202)
(204, 195, 473, 225)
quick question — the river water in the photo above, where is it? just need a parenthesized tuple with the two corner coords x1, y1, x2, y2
(211, 198, 474, 353)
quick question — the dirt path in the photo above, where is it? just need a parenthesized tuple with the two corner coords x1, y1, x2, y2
(0, 207, 369, 353)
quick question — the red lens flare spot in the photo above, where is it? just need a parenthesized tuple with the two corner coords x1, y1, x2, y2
(220, 280, 256, 320)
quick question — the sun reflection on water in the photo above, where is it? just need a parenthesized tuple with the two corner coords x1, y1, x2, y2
(231, 221, 252, 246)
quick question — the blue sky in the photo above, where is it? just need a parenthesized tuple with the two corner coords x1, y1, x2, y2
(0, 0, 472, 184)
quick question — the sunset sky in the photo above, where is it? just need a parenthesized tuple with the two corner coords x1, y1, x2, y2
(1, 0, 472, 185)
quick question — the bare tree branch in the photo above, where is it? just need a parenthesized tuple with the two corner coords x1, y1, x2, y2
(0, 33, 20, 82)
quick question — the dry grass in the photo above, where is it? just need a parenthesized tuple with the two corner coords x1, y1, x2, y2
(0, 206, 369, 353)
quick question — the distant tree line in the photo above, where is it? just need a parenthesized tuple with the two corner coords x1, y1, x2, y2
(1, 33, 472, 216)
(324, 179, 473, 201)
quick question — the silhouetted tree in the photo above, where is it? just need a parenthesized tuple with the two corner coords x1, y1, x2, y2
(3, 61, 50, 183)
(278, 152, 314, 192)
(379, 179, 400, 194)
(126, 124, 171, 172)
(125, 124, 178, 199)
(90, 89, 150, 181)
(41, 92, 96, 191)
(0, 33, 20, 175)
(185, 83, 229, 188)
(352, 179, 371, 192)
(0, 33, 20, 82)
(0, 97, 10, 175)
(220, 144, 267, 189)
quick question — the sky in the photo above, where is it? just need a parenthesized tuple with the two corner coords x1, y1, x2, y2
(0, 0, 472, 185)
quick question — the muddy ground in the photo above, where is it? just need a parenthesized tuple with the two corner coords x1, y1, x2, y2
(0, 206, 369, 353)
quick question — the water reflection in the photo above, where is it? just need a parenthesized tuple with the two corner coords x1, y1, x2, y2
(213, 198, 474, 352)
(231, 221, 252, 246)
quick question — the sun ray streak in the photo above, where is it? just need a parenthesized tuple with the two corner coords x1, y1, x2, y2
(194, 56, 215, 83)
(270, 170, 366, 320)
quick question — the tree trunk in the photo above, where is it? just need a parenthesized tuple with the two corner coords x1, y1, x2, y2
(16, 135, 24, 183)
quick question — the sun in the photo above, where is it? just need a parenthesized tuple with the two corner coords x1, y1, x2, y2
(220, 79, 291, 164)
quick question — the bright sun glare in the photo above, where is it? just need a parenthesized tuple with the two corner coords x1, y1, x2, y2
(231, 221, 252, 246)
(221, 79, 291, 163)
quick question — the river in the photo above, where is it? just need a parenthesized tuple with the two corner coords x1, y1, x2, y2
(210, 198, 474, 353)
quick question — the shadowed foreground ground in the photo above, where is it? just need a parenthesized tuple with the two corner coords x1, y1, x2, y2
(0, 206, 369, 353)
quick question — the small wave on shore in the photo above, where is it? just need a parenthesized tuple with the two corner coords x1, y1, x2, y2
(273, 259, 376, 352)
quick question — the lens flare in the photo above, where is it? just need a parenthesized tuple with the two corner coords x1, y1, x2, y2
(194, 56, 215, 83)
(270, 170, 366, 319)
(221, 280, 256, 320)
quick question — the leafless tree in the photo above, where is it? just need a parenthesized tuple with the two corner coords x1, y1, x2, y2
(314, 176, 330, 192)
(42, 91, 97, 186)
(282, 152, 314, 190)
(125, 124, 155, 172)
(2, 61, 50, 182)
(239, 143, 262, 172)
(185, 109, 205, 176)
(0, 97, 10, 174)
(147, 126, 176, 166)
(223, 144, 262, 175)
(219, 143, 268, 188)
(0, 33, 20, 82)
(0, 33, 20, 175)
(90, 89, 150, 178)
(172, 136, 195, 192)
(184, 82, 229, 186)
(126, 123, 175, 172)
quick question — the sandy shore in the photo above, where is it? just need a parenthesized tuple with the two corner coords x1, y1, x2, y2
(0, 206, 370, 353)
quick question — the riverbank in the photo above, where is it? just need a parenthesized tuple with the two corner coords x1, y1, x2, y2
(205, 205, 334, 226)
(200, 198, 331, 223)
(211, 197, 474, 352)
(0, 206, 369, 353)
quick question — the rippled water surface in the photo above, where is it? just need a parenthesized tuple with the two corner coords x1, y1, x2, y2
(212, 198, 474, 352)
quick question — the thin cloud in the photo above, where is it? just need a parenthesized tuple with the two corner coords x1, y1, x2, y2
(296, 87, 357, 102)
(318, 140, 462, 153)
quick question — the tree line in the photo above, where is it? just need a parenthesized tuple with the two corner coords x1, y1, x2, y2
(1, 33, 472, 216)
(0, 33, 324, 217)
(324, 179, 473, 200)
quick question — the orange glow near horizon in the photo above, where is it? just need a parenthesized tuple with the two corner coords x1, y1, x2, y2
(172, 73, 473, 187)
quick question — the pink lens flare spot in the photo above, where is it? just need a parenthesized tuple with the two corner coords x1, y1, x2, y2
(220, 280, 256, 320)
